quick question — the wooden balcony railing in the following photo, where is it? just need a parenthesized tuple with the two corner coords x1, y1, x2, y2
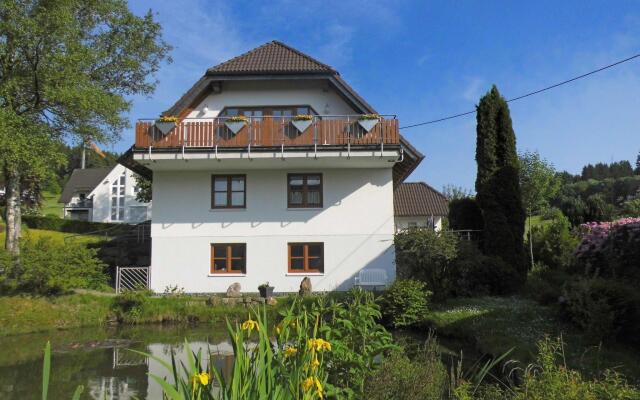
(135, 115, 400, 149)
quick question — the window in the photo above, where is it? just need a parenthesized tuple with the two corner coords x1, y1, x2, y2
(288, 243, 324, 273)
(220, 106, 316, 117)
(288, 173, 322, 208)
(211, 243, 246, 274)
(111, 172, 126, 221)
(212, 175, 246, 209)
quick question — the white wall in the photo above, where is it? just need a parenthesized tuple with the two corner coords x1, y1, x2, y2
(150, 168, 395, 293)
(186, 80, 357, 118)
(394, 216, 443, 232)
(90, 164, 152, 223)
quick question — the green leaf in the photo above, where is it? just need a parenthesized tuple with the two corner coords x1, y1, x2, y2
(42, 341, 51, 400)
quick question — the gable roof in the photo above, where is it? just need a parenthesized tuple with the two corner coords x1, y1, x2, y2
(207, 41, 336, 75)
(394, 182, 449, 217)
(59, 167, 112, 203)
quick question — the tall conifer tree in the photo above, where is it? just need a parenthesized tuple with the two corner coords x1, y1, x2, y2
(475, 86, 526, 288)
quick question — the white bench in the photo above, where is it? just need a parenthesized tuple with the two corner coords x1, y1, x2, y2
(354, 269, 388, 289)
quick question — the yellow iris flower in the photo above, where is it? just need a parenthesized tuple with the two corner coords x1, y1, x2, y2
(241, 319, 260, 333)
(307, 338, 332, 352)
(284, 346, 298, 358)
(191, 372, 211, 387)
(302, 376, 323, 397)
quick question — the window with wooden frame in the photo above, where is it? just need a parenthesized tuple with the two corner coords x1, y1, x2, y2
(288, 242, 324, 273)
(287, 173, 322, 208)
(210, 243, 246, 274)
(220, 105, 317, 118)
(212, 175, 246, 209)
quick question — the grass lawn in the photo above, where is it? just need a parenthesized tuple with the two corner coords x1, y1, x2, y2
(424, 296, 640, 383)
(41, 190, 63, 217)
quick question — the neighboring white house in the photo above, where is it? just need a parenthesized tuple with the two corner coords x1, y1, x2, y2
(393, 182, 449, 232)
(126, 40, 423, 293)
(59, 164, 151, 223)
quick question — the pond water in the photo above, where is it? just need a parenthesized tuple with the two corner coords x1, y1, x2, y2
(0, 324, 478, 399)
(0, 324, 240, 400)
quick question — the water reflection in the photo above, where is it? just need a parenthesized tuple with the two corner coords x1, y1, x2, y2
(0, 324, 242, 400)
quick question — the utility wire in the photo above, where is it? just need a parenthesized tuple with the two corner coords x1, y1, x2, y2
(400, 52, 640, 130)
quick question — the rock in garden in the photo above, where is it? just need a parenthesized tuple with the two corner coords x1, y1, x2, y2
(226, 282, 242, 297)
(299, 277, 312, 296)
(206, 295, 221, 306)
(266, 297, 278, 306)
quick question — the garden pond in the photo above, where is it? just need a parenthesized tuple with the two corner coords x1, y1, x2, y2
(0, 323, 477, 399)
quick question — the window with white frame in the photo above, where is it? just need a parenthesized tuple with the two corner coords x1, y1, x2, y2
(111, 172, 126, 221)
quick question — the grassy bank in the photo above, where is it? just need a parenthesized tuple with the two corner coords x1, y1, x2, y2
(0, 294, 280, 337)
(424, 296, 640, 382)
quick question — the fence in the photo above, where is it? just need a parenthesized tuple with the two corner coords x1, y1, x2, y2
(115, 266, 150, 293)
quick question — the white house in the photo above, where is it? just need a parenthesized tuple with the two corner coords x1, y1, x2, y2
(59, 164, 151, 223)
(393, 182, 449, 232)
(125, 41, 423, 293)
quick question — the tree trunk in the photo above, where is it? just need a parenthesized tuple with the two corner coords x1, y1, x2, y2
(4, 167, 21, 256)
(528, 209, 534, 268)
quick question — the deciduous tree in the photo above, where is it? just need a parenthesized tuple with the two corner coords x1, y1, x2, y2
(0, 0, 170, 255)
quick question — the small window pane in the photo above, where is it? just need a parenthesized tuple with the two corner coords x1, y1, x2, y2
(230, 258, 245, 272)
(308, 257, 323, 271)
(289, 191, 303, 205)
(118, 209, 124, 220)
(112, 187, 117, 195)
(214, 193, 227, 207)
(120, 175, 125, 185)
(119, 197, 125, 206)
(231, 245, 245, 258)
(213, 259, 227, 272)
(290, 245, 304, 257)
(307, 176, 321, 186)
(307, 191, 321, 205)
(296, 107, 308, 115)
(289, 176, 304, 186)
(214, 178, 228, 191)
(213, 245, 227, 257)
(225, 109, 238, 116)
(308, 244, 322, 258)
(231, 192, 244, 206)
(290, 258, 304, 270)
(231, 177, 244, 191)
(119, 187, 125, 195)
(111, 209, 117, 219)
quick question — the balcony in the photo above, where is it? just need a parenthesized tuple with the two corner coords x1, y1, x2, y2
(65, 199, 93, 208)
(134, 115, 400, 150)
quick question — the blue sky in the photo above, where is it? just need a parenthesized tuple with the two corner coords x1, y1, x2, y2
(122, 0, 640, 191)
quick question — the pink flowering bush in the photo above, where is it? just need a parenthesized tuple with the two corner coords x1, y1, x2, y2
(575, 217, 640, 280)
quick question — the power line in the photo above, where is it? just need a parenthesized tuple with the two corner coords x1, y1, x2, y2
(399, 52, 640, 130)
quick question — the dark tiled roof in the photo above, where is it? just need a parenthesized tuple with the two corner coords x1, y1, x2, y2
(207, 41, 336, 75)
(59, 168, 112, 203)
(394, 182, 449, 217)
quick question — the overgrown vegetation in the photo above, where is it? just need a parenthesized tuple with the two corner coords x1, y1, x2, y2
(379, 279, 431, 328)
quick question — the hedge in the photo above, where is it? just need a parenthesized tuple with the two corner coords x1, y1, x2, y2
(22, 215, 134, 235)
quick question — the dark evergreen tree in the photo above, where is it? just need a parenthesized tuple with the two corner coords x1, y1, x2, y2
(635, 150, 640, 175)
(475, 86, 526, 289)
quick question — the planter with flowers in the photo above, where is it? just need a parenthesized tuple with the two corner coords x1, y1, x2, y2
(258, 282, 274, 298)
(291, 114, 313, 133)
(357, 114, 381, 132)
(225, 115, 249, 134)
(155, 116, 179, 135)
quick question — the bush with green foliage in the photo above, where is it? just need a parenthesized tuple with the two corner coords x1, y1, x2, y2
(394, 229, 458, 300)
(562, 278, 640, 344)
(111, 290, 150, 320)
(379, 279, 431, 328)
(451, 243, 520, 296)
(366, 339, 447, 400)
(528, 211, 580, 271)
(526, 264, 571, 305)
(0, 237, 108, 295)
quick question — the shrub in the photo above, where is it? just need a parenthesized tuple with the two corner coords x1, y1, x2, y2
(379, 279, 431, 328)
(365, 339, 447, 400)
(394, 229, 458, 300)
(22, 215, 133, 235)
(0, 237, 108, 295)
(529, 212, 580, 271)
(111, 290, 149, 320)
(562, 278, 640, 343)
(525, 264, 571, 305)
